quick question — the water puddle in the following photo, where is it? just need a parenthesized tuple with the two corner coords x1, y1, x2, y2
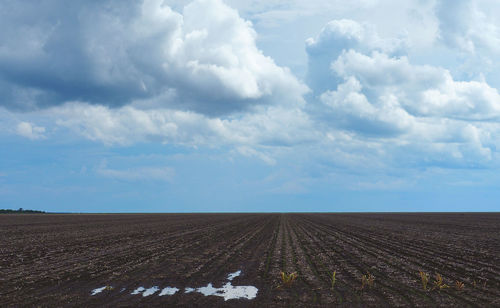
(195, 282, 258, 301)
(143, 286, 160, 296)
(90, 270, 257, 301)
(91, 286, 107, 296)
(130, 287, 145, 295)
(188, 270, 258, 301)
(131, 286, 159, 297)
(227, 270, 241, 281)
(159, 287, 179, 296)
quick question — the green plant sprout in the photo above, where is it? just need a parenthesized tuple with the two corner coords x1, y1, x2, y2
(279, 271, 298, 288)
(331, 271, 337, 290)
(419, 271, 429, 291)
(432, 273, 449, 291)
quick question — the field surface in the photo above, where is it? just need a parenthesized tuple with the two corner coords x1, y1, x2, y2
(1, 213, 499, 307)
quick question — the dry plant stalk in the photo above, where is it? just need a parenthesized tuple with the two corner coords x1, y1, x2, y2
(433, 273, 449, 291)
(455, 281, 465, 291)
(361, 273, 375, 290)
(280, 271, 298, 288)
(419, 271, 430, 291)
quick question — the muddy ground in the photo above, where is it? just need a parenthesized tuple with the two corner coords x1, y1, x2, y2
(1, 213, 499, 307)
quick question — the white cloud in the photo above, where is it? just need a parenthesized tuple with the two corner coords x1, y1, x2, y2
(236, 146, 276, 165)
(434, 0, 500, 84)
(227, 0, 379, 27)
(0, 0, 307, 115)
(54, 103, 184, 146)
(306, 19, 406, 55)
(51, 101, 317, 156)
(305, 19, 407, 94)
(305, 17, 500, 167)
(330, 50, 500, 121)
(15, 122, 46, 140)
(135, 0, 308, 114)
(4, 1, 500, 176)
(320, 76, 414, 136)
(97, 164, 175, 182)
(436, 0, 500, 55)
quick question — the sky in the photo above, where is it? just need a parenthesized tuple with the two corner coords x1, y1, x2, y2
(1, 0, 500, 212)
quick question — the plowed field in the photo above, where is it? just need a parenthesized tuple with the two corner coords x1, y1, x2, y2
(1, 213, 499, 307)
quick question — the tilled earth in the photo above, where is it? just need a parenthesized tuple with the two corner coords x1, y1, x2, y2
(1, 213, 499, 307)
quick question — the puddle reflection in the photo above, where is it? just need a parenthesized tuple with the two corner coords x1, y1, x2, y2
(90, 270, 257, 301)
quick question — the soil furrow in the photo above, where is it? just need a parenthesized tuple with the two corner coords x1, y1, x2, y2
(2, 213, 499, 307)
(299, 214, 495, 306)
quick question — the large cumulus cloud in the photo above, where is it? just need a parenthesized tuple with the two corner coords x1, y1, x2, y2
(0, 0, 307, 115)
(306, 18, 500, 166)
(5, 0, 500, 173)
(305, 19, 407, 94)
(329, 50, 500, 121)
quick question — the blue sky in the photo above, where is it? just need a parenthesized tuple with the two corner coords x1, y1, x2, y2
(1, 0, 500, 212)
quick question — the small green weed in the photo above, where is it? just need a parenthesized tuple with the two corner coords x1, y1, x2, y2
(330, 271, 337, 290)
(419, 271, 430, 291)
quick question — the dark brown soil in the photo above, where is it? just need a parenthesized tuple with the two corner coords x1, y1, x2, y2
(1, 213, 499, 307)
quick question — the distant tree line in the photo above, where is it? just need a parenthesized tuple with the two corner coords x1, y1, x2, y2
(0, 208, 45, 214)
